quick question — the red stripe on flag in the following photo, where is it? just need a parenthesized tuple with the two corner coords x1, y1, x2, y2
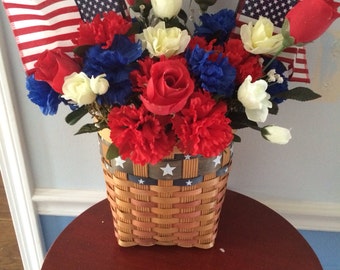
(2, 0, 82, 74)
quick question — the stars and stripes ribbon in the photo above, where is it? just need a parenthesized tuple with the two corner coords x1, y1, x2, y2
(234, 0, 310, 83)
(2, 0, 129, 74)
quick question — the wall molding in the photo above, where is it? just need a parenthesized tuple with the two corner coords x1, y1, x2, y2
(32, 188, 340, 232)
(0, 37, 45, 269)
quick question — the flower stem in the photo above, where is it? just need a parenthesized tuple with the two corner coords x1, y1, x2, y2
(263, 45, 286, 71)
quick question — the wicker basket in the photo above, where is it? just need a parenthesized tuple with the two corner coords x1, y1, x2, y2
(98, 128, 233, 249)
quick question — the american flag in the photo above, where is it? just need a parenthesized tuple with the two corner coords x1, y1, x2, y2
(234, 0, 310, 83)
(2, 0, 129, 75)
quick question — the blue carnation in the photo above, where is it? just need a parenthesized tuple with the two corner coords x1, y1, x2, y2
(194, 9, 235, 44)
(264, 58, 289, 104)
(26, 75, 61, 115)
(82, 35, 143, 105)
(186, 45, 236, 97)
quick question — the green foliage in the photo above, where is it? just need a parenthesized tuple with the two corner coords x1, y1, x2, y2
(65, 106, 88, 125)
(274, 87, 321, 102)
(106, 143, 119, 160)
(75, 122, 107, 135)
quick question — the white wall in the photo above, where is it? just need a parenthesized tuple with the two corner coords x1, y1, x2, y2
(1, 1, 340, 268)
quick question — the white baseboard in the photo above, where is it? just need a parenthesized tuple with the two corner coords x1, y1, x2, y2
(32, 188, 340, 232)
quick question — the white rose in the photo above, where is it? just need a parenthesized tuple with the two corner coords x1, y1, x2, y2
(62, 72, 97, 105)
(90, 74, 109, 95)
(240, 16, 283, 54)
(137, 21, 190, 58)
(262, 125, 292, 144)
(238, 75, 272, 123)
(151, 0, 182, 19)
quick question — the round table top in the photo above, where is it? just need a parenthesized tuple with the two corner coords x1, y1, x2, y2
(42, 190, 322, 270)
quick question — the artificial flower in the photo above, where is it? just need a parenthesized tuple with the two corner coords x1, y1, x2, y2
(261, 125, 292, 145)
(73, 11, 132, 49)
(62, 72, 97, 105)
(34, 49, 81, 94)
(140, 57, 195, 115)
(26, 75, 61, 115)
(108, 105, 175, 165)
(172, 91, 233, 157)
(240, 16, 283, 55)
(224, 38, 263, 85)
(263, 58, 288, 104)
(151, 0, 182, 19)
(285, 0, 340, 44)
(237, 75, 272, 123)
(194, 9, 235, 44)
(137, 21, 190, 58)
(186, 44, 236, 96)
(82, 35, 143, 105)
(90, 74, 110, 95)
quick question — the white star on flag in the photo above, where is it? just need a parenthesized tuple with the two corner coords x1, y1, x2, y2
(213, 155, 222, 167)
(115, 156, 126, 168)
(160, 163, 176, 176)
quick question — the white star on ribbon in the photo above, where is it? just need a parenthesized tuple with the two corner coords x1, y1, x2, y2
(184, 155, 191, 160)
(115, 156, 126, 168)
(213, 155, 222, 167)
(138, 179, 145, 185)
(160, 163, 176, 176)
(186, 180, 193, 186)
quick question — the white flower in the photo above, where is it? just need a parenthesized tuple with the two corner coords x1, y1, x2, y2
(151, 0, 182, 19)
(238, 75, 272, 123)
(262, 125, 292, 144)
(62, 72, 97, 105)
(240, 16, 283, 54)
(90, 74, 109, 95)
(62, 73, 109, 106)
(137, 21, 190, 58)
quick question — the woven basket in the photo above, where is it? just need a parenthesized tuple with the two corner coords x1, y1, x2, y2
(98, 128, 233, 249)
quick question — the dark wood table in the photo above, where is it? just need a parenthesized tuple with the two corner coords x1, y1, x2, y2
(41, 190, 322, 270)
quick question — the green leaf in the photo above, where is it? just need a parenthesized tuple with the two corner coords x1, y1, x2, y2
(65, 106, 88, 125)
(73, 45, 91, 57)
(75, 123, 106, 135)
(274, 87, 322, 102)
(268, 102, 279, 115)
(178, 9, 188, 24)
(233, 134, 241, 143)
(106, 144, 119, 160)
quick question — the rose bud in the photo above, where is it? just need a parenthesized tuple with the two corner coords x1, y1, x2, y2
(261, 125, 292, 145)
(285, 0, 340, 44)
(151, 0, 182, 19)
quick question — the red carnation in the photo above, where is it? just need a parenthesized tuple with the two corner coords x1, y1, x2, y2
(73, 11, 132, 48)
(224, 38, 263, 84)
(108, 105, 175, 165)
(172, 91, 233, 157)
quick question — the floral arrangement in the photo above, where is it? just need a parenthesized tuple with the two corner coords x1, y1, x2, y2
(26, 0, 339, 165)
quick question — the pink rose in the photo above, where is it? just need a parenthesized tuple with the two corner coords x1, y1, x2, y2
(286, 0, 340, 44)
(34, 49, 81, 94)
(140, 58, 194, 115)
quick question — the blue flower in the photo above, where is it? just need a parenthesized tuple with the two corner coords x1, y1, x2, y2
(264, 58, 289, 104)
(26, 75, 61, 115)
(82, 35, 143, 105)
(194, 9, 235, 44)
(186, 45, 236, 97)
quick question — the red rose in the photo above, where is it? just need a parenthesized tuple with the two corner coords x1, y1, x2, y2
(286, 0, 340, 44)
(172, 91, 233, 157)
(34, 49, 81, 94)
(140, 58, 195, 115)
